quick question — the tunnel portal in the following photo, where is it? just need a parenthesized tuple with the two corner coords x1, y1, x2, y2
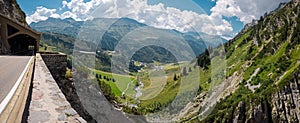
(0, 14, 41, 55)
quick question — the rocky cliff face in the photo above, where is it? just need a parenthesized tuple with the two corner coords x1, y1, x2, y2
(271, 69, 300, 123)
(232, 69, 300, 123)
(0, 0, 27, 25)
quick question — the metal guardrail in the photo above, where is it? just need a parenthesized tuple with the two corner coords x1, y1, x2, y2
(0, 56, 35, 123)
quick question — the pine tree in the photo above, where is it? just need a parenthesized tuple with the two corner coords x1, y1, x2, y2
(173, 74, 178, 81)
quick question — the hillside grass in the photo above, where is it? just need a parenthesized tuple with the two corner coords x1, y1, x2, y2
(39, 42, 58, 52)
(200, 5, 300, 122)
(93, 69, 135, 97)
(92, 61, 209, 115)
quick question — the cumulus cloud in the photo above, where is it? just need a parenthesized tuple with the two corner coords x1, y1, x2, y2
(59, 0, 233, 36)
(211, 0, 290, 24)
(26, 0, 290, 37)
(61, 11, 81, 20)
(62, 0, 103, 15)
(26, 6, 60, 24)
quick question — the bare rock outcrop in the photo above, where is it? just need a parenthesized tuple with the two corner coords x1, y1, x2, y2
(0, 0, 27, 26)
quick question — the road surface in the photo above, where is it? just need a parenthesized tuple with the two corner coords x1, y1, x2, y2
(0, 56, 31, 102)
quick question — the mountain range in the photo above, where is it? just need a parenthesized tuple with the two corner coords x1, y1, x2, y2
(30, 17, 226, 63)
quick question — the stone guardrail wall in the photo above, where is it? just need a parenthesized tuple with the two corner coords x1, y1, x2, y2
(40, 53, 96, 122)
(26, 53, 86, 122)
(40, 53, 67, 79)
(0, 56, 35, 123)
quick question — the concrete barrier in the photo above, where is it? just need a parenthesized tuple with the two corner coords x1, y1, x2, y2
(0, 56, 35, 123)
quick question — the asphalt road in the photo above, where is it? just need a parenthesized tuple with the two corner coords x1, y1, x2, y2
(0, 56, 32, 102)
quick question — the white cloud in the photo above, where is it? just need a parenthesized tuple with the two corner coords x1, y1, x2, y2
(28, 0, 233, 36)
(63, 0, 103, 15)
(70, 0, 233, 35)
(62, 1, 68, 8)
(211, 0, 290, 24)
(26, 6, 60, 24)
(61, 11, 81, 21)
(26, 0, 290, 37)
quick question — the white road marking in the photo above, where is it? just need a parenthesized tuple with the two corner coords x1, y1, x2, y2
(0, 56, 33, 114)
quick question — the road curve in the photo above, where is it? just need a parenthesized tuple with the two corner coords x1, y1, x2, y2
(0, 56, 31, 102)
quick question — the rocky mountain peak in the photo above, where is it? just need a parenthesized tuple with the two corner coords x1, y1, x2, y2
(0, 0, 27, 26)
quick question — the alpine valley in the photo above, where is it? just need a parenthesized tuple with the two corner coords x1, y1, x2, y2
(29, 0, 300, 122)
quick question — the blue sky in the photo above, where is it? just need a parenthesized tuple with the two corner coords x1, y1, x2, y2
(16, 0, 289, 38)
(17, 0, 214, 15)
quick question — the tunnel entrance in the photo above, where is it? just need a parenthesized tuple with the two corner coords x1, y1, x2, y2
(0, 14, 41, 55)
(8, 34, 37, 55)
